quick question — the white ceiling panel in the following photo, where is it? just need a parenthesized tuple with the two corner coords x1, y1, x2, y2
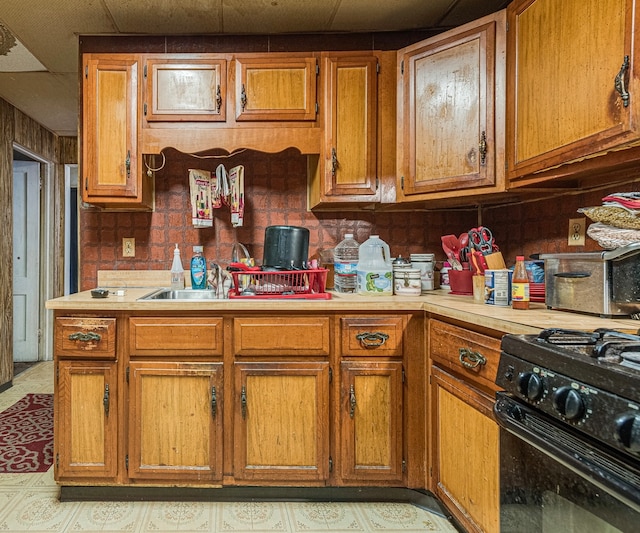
(0, 71, 78, 135)
(222, 0, 341, 33)
(330, 0, 452, 32)
(106, 0, 224, 34)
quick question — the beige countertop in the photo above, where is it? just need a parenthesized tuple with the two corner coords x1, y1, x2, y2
(45, 286, 640, 335)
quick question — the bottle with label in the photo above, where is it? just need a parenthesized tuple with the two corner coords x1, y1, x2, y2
(439, 261, 451, 290)
(190, 246, 207, 290)
(334, 233, 359, 293)
(170, 244, 185, 290)
(512, 255, 530, 310)
(357, 235, 393, 296)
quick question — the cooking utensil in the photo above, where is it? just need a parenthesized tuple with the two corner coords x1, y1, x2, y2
(458, 232, 470, 263)
(441, 235, 462, 270)
(263, 225, 310, 270)
(469, 226, 496, 254)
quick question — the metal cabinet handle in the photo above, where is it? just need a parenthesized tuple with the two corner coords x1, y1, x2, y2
(211, 386, 217, 418)
(349, 384, 356, 418)
(615, 55, 630, 108)
(68, 331, 101, 342)
(479, 131, 487, 166)
(240, 84, 247, 111)
(459, 347, 487, 369)
(216, 85, 222, 112)
(355, 331, 389, 348)
(331, 147, 338, 176)
(103, 384, 110, 416)
(241, 385, 247, 419)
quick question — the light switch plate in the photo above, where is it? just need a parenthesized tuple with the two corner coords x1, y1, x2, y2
(568, 218, 586, 246)
(123, 237, 135, 257)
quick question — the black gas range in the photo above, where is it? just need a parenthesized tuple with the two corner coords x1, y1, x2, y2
(495, 328, 640, 532)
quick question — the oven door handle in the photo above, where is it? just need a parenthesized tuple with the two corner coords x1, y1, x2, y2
(494, 392, 640, 512)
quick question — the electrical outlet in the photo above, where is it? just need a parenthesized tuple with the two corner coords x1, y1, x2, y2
(568, 218, 586, 246)
(123, 237, 135, 257)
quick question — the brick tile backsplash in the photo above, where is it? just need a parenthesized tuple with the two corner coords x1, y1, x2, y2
(78, 147, 640, 291)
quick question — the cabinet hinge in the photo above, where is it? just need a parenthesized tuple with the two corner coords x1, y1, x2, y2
(329, 456, 333, 472)
(329, 367, 333, 383)
(400, 60, 404, 75)
(375, 177, 379, 189)
(400, 176, 404, 190)
(56, 453, 59, 468)
(144, 103, 147, 116)
(125, 455, 129, 471)
(143, 64, 147, 78)
(85, 65, 88, 78)
(402, 368, 406, 383)
(126, 366, 130, 384)
(402, 459, 407, 473)
(376, 62, 380, 74)
(506, 21, 509, 32)
(84, 177, 88, 191)
(316, 62, 319, 76)
(315, 102, 319, 114)
(55, 364, 59, 382)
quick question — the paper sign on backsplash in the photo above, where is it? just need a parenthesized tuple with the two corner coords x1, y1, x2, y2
(229, 165, 245, 227)
(188, 169, 213, 227)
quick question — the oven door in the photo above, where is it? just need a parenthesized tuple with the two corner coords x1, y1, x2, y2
(495, 392, 640, 533)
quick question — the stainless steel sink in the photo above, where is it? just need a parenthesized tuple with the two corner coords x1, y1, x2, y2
(138, 288, 218, 300)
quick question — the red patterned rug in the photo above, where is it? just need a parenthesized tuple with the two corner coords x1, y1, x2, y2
(0, 393, 53, 473)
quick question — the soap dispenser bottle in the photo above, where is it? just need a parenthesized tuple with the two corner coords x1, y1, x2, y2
(170, 244, 185, 290)
(190, 246, 207, 290)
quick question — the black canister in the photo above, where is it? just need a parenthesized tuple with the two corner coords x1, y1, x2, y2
(262, 225, 310, 270)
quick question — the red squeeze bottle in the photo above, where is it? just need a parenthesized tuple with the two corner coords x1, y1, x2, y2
(512, 255, 530, 310)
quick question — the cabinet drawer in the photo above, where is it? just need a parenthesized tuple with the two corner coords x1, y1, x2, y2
(429, 319, 500, 391)
(341, 316, 404, 356)
(55, 317, 116, 358)
(233, 317, 330, 356)
(129, 317, 223, 356)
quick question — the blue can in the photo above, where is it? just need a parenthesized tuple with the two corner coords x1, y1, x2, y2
(485, 269, 512, 306)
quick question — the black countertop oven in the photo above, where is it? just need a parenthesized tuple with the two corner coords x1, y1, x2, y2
(495, 328, 640, 532)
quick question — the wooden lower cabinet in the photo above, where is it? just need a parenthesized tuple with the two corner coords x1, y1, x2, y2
(431, 365, 500, 533)
(233, 362, 330, 482)
(127, 361, 223, 482)
(55, 360, 118, 480)
(339, 361, 403, 483)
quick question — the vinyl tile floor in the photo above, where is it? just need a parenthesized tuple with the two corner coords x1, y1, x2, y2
(0, 362, 460, 532)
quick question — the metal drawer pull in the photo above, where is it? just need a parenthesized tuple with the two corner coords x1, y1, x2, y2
(103, 384, 110, 416)
(459, 347, 487, 369)
(68, 331, 101, 342)
(355, 331, 389, 348)
(615, 55, 630, 107)
(349, 384, 356, 418)
(241, 385, 247, 419)
(211, 386, 217, 418)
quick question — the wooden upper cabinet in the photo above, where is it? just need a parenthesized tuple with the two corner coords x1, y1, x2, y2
(234, 55, 317, 121)
(83, 55, 138, 199)
(397, 11, 506, 200)
(144, 56, 227, 121)
(507, 0, 639, 184)
(320, 54, 378, 199)
(82, 54, 152, 210)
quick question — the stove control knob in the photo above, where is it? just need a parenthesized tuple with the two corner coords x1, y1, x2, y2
(517, 372, 544, 402)
(615, 414, 640, 453)
(553, 387, 585, 421)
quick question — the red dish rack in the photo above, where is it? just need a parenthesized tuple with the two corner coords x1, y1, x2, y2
(229, 268, 331, 299)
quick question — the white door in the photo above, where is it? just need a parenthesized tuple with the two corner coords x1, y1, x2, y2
(13, 161, 41, 362)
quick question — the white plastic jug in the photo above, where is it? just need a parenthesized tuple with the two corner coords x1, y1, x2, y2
(357, 235, 393, 295)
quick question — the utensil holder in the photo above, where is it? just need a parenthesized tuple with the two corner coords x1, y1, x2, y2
(449, 269, 473, 295)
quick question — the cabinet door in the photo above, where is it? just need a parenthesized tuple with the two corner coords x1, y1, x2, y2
(127, 362, 223, 482)
(431, 365, 499, 533)
(234, 56, 317, 121)
(339, 361, 404, 483)
(144, 56, 226, 121)
(55, 360, 118, 480)
(234, 362, 330, 482)
(508, 0, 638, 182)
(321, 55, 378, 198)
(398, 12, 505, 199)
(82, 55, 139, 200)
